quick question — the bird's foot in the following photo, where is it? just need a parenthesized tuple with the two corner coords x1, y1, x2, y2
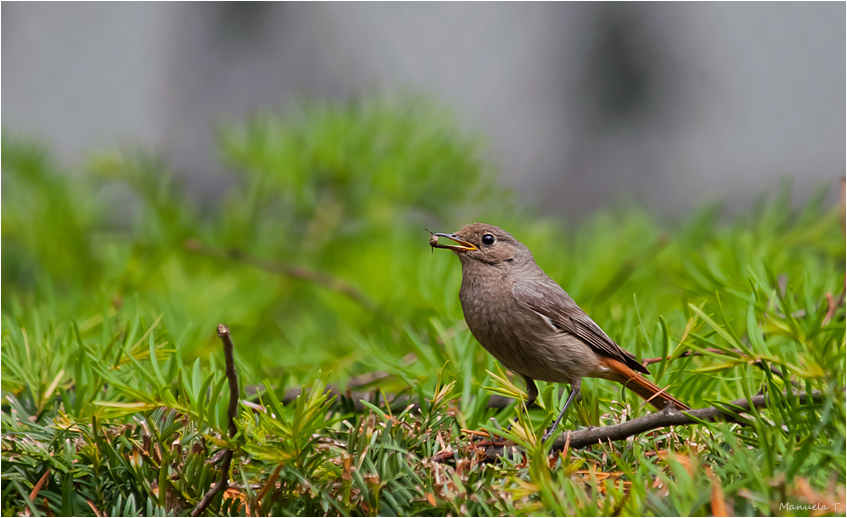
(491, 427, 510, 445)
(540, 425, 558, 443)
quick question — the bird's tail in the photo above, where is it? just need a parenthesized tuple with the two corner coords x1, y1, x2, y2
(602, 358, 691, 411)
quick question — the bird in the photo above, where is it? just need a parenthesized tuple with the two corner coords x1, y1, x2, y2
(429, 223, 690, 441)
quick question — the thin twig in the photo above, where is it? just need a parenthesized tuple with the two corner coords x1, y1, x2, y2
(185, 240, 379, 312)
(191, 452, 233, 517)
(476, 390, 826, 461)
(220, 325, 239, 440)
(191, 324, 239, 517)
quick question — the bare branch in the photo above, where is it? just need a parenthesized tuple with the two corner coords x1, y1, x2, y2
(191, 324, 240, 517)
(220, 325, 239, 439)
(191, 451, 233, 517)
(475, 390, 826, 461)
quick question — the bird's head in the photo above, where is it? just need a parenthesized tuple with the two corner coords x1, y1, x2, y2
(429, 223, 534, 268)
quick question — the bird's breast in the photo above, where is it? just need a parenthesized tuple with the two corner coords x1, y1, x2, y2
(458, 267, 536, 371)
(458, 264, 602, 384)
(459, 266, 515, 339)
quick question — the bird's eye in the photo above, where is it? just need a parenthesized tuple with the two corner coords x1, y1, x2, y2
(481, 234, 495, 246)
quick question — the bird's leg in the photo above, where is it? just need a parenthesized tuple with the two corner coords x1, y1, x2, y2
(523, 375, 538, 407)
(541, 380, 581, 443)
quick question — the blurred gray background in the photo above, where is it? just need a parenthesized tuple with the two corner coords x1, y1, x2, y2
(3, 2, 844, 217)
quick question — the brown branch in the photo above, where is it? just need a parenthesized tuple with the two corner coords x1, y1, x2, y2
(220, 325, 239, 440)
(190, 451, 233, 517)
(477, 390, 826, 461)
(185, 240, 379, 312)
(191, 324, 239, 517)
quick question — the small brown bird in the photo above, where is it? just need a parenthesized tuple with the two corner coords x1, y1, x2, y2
(430, 223, 690, 440)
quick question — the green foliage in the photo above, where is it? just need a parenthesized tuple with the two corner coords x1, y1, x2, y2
(2, 98, 845, 516)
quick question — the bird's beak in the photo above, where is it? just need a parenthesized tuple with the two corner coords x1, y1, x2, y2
(430, 232, 477, 252)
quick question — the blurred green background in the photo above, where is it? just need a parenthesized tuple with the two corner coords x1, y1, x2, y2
(2, 97, 845, 516)
(3, 97, 844, 399)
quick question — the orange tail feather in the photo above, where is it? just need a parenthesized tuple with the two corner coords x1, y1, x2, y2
(602, 358, 691, 411)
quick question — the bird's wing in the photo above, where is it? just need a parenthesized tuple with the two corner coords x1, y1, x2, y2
(512, 275, 650, 374)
